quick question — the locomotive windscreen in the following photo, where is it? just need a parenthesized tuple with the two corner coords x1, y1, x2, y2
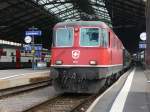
(80, 28, 109, 47)
(55, 28, 73, 47)
(53, 27, 109, 48)
(80, 28, 99, 46)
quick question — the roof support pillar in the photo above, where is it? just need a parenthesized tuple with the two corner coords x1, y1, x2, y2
(145, 0, 150, 68)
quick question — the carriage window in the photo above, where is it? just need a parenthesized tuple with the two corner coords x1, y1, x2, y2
(100, 29, 109, 47)
(80, 28, 99, 46)
(2, 51, 6, 56)
(21, 50, 24, 53)
(28, 59, 31, 63)
(55, 28, 73, 47)
(11, 52, 14, 56)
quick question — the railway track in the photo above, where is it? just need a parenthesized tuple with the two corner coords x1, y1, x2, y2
(0, 80, 51, 99)
(23, 69, 130, 112)
(23, 68, 131, 112)
(24, 93, 92, 112)
(24, 87, 106, 112)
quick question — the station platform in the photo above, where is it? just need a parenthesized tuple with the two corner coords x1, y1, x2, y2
(87, 67, 150, 112)
(0, 68, 50, 90)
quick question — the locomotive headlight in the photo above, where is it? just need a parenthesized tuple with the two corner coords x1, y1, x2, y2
(89, 60, 97, 65)
(55, 60, 63, 65)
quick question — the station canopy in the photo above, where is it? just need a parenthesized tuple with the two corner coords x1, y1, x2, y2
(33, 0, 111, 24)
(0, 0, 146, 53)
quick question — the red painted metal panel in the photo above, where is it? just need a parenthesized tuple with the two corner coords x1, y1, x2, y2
(51, 47, 122, 66)
(16, 49, 21, 69)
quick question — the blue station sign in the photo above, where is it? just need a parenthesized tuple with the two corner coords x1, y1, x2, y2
(25, 30, 42, 36)
(139, 41, 146, 49)
(23, 44, 42, 51)
(139, 43, 146, 49)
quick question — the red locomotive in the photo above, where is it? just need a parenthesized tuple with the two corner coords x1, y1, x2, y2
(50, 21, 130, 93)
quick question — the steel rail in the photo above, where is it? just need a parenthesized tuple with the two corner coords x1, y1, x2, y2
(0, 80, 51, 99)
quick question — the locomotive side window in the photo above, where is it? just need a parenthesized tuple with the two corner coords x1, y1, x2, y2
(115, 37, 119, 49)
(11, 52, 14, 56)
(55, 28, 73, 47)
(113, 36, 116, 48)
(80, 28, 99, 46)
(2, 51, 7, 56)
(117, 39, 120, 49)
(100, 29, 109, 48)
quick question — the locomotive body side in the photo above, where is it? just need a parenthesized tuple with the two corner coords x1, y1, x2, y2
(50, 21, 124, 93)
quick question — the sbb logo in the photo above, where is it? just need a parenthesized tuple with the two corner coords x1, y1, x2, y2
(72, 50, 80, 59)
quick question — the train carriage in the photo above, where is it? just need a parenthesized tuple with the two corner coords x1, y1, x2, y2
(50, 21, 125, 93)
(0, 46, 51, 69)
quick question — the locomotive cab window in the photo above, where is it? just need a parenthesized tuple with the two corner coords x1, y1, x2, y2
(80, 28, 99, 46)
(100, 29, 109, 48)
(55, 28, 73, 47)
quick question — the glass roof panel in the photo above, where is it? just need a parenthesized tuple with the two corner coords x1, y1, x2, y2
(65, 3, 73, 7)
(32, 0, 111, 24)
(57, 5, 65, 9)
(45, 4, 54, 9)
(32, 0, 81, 21)
(89, 0, 111, 25)
(38, 0, 45, 4)
(60, 0, 65, 2)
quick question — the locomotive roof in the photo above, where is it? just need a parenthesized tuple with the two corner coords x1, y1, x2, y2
(54, 21, 110, 29)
